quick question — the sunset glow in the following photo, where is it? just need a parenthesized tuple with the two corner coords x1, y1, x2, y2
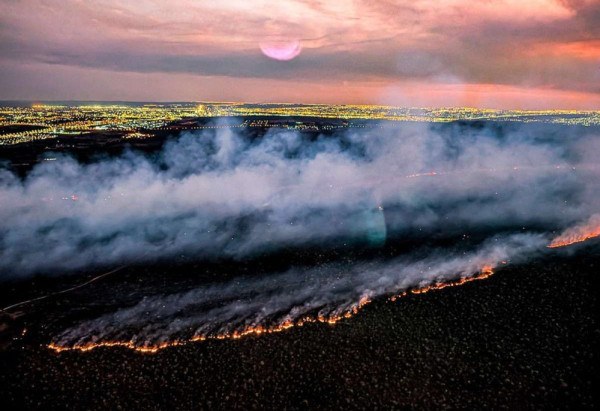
(0, 0, 598, 108)
(1, 2, 599, 408)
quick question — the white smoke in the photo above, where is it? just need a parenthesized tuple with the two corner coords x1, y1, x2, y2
(1, 122, 597, 277)
(1, 121, 599, 348)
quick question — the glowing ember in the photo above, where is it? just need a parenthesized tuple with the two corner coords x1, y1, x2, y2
(548, 214, 600, 248)
(47, 267, 493, 354)
(389, 265, 494, 301)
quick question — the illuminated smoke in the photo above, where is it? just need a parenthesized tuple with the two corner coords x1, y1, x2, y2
(49, 233, 543, 353)
(1, 121, 597, 277)
(0, 121, 598, 351)
(548, 214, 600, 248)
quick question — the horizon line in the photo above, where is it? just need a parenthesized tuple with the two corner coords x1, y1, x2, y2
(0, 99, 598, 113)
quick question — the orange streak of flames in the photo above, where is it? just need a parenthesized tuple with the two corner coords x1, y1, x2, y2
(47, 267, 494, 354)
(389, 265, 494, 301)
(547, 217, 600, 248)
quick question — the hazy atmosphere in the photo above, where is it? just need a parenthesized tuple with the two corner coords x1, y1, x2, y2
(1, 1, 598, 409)
(1, 0, 599, 108)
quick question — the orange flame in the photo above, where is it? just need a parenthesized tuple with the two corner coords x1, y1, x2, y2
(47, 267, 493, 354)
(548, 215, 600, 248)
(389, 265, 494, 301)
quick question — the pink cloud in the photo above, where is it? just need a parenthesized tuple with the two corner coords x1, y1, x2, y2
(0, 0, 597, 107)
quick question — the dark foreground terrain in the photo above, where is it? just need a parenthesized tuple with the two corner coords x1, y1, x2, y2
(0, 246, 598, 410)
(0, 117, 598, 409)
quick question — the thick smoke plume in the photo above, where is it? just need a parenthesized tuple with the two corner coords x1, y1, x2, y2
(1, 121, 598, 349)
(1, 122, 597, 276)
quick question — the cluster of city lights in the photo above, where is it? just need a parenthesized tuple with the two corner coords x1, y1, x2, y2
(1, 103, 598, 145)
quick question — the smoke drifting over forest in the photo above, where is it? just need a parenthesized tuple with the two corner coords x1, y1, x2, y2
(52, 232, 543, 349)
(1, 122, 598, 348)
(1, 122, 597, 275)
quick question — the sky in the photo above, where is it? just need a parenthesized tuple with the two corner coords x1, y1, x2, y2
(0, 0, 599, 109)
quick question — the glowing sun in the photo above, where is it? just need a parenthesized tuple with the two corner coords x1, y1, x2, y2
(259, 40, 302, 61)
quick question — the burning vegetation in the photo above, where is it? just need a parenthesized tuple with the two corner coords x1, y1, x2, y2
(47, 266, 495, 354)
(548, 215, 600, 248)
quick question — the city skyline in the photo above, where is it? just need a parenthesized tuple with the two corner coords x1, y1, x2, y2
(0, 0, 599, 109)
